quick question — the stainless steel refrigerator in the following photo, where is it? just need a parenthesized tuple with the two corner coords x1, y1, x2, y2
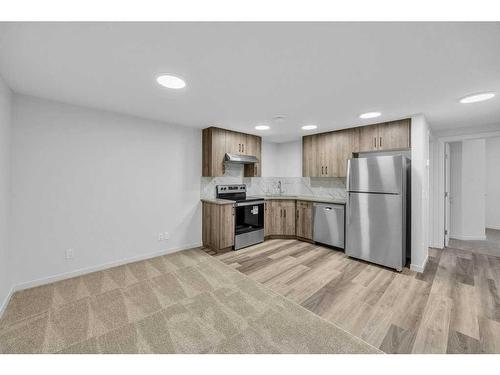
(346, 155, 410, 271)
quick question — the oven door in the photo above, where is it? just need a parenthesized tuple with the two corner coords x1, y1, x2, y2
(235, 201, 264, 235)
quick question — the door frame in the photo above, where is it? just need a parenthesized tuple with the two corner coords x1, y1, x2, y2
(431, 129, 500, 249)
(444, 142, 451, 247)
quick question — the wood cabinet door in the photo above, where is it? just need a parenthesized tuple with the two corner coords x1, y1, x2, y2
(358, 125, 379, 152)
(202, 202, 213, 248)
(243, 135, 262, 177)
(335, 128, 360, 177)
(280, 200, 296, 236)
(243, 134, 258, 156)
(225, 130, 244, 154)
(218, 204, 235, 249)
(202, 202, 234, 251)
(296, 201, 313, 239)
(264, 201, 274, 236)
(378, 119, 411, 150)
(303, 135, 320, 177)
(242, 133, 257, 155)
(266, 200, 282, 236)
(211, 128, 227, 176)
(320, 132, 336, 177)
(202, 127, 226, 177)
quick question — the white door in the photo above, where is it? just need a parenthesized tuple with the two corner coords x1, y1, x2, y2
(444, 143, 451, 247)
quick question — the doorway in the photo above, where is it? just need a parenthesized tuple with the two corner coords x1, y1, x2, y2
(443, 137, 500, 257)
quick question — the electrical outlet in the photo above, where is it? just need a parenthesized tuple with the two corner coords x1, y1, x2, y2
(164, 232, 169, 240)
(158, 233, 164, 241)
(65, 248, 74, 260)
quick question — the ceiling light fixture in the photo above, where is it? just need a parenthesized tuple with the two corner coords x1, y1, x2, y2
(156, 74, 186, 89)
(255, 125, 270, 130)
(360, 112, 381, 119)
(459, 92, 495, 104)
(301, 125, 318, 130)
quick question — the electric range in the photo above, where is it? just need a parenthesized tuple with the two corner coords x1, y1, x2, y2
(216, 184, 264, 250)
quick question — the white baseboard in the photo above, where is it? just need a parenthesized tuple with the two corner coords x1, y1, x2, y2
(0, 286, 15, 319)
(450, 234, 487, 241)
(13, 242, 202, 293)
(486, 225, 500, 231)
(410, 254, 429, 273)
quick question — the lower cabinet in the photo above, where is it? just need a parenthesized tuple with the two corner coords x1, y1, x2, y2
(264, 200, 296, 237)
(202, 202, 234, 252)
(296, 201, 313, 240)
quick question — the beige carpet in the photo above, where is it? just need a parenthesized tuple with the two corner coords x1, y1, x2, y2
(0, 248, 380, 354)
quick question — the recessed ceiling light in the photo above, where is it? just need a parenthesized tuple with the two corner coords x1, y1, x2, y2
(272, 115, 286, 122)
(156, 75, 186, 89)
(459, 92, 495, 104)
(360, 112, 381, 119)
(255, 125, 270, 130)
(301, 125, 318, 130)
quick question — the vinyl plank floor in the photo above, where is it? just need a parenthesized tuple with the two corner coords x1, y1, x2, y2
(217, 239, 500, 354)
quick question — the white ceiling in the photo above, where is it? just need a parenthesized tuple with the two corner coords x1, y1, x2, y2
(0, 22, 499, 142)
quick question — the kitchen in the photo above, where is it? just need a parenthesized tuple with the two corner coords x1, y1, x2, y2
(1, 20, 499, 356)
(201, 118, 412, 271)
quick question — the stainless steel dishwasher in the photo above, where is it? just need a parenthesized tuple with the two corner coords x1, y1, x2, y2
(313, 203, 345, 249)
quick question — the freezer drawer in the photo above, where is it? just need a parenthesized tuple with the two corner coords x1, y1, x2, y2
(313, 203, 345, 249)
(346, 192, 405, 271)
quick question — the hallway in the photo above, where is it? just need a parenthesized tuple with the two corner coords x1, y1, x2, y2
(450, 229, 500, 258)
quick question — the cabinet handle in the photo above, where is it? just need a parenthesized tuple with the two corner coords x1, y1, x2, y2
(284, 209, 286, 218)
(374, 137, 377, 148)
(296, 209, 299, 219)
(321, 166, 324, 175)
(379, 137, 382, 148)
(280, 209, 282, 218)
(238, 143, 241, 152)
(325, 166, 328, 175)
(242, 144, 244, 153)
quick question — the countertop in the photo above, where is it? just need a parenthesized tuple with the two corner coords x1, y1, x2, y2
(259, 195, 346, 205)
(201, 195, 346, 205)
(200, 198, 236, 205)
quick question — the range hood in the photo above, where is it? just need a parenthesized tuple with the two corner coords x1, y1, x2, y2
(224, 153, 258, 164)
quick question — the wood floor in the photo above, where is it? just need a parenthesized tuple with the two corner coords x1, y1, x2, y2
(214, 239, 500, 353)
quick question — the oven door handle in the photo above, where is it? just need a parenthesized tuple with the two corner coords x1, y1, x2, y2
(235, 200, 265, 207)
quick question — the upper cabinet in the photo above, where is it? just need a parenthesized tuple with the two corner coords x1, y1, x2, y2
(202, 127, 227, 177)
(378, 119, 411, 150)
(359, 119, 411, 152)
(303, 118, 411, 178)
(202, 127, 262, 177)
(243, 134, 261, 177)
(303, 128, 359, 178)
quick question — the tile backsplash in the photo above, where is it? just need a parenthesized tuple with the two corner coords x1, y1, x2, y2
(200, 164, 346, 200)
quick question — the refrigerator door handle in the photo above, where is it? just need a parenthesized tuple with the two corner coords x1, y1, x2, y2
(347, 193, 351, 225)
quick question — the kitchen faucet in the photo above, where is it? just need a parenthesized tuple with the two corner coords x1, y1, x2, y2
(277, 180, 284, 196)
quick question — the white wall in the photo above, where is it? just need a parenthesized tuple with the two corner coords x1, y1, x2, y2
(410, 115, 430, 272)
(11, 95, 202, 288)
(0, 75, 12, 314)
(262, 140, 302, 177)
(449, 142, 463, 238)
(486, 137, 500, 230)
(448, 139, 487, 240)
(428, 137, 445, 248)
(261, 141, 279, 177)
(461, 139, 486, 239)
